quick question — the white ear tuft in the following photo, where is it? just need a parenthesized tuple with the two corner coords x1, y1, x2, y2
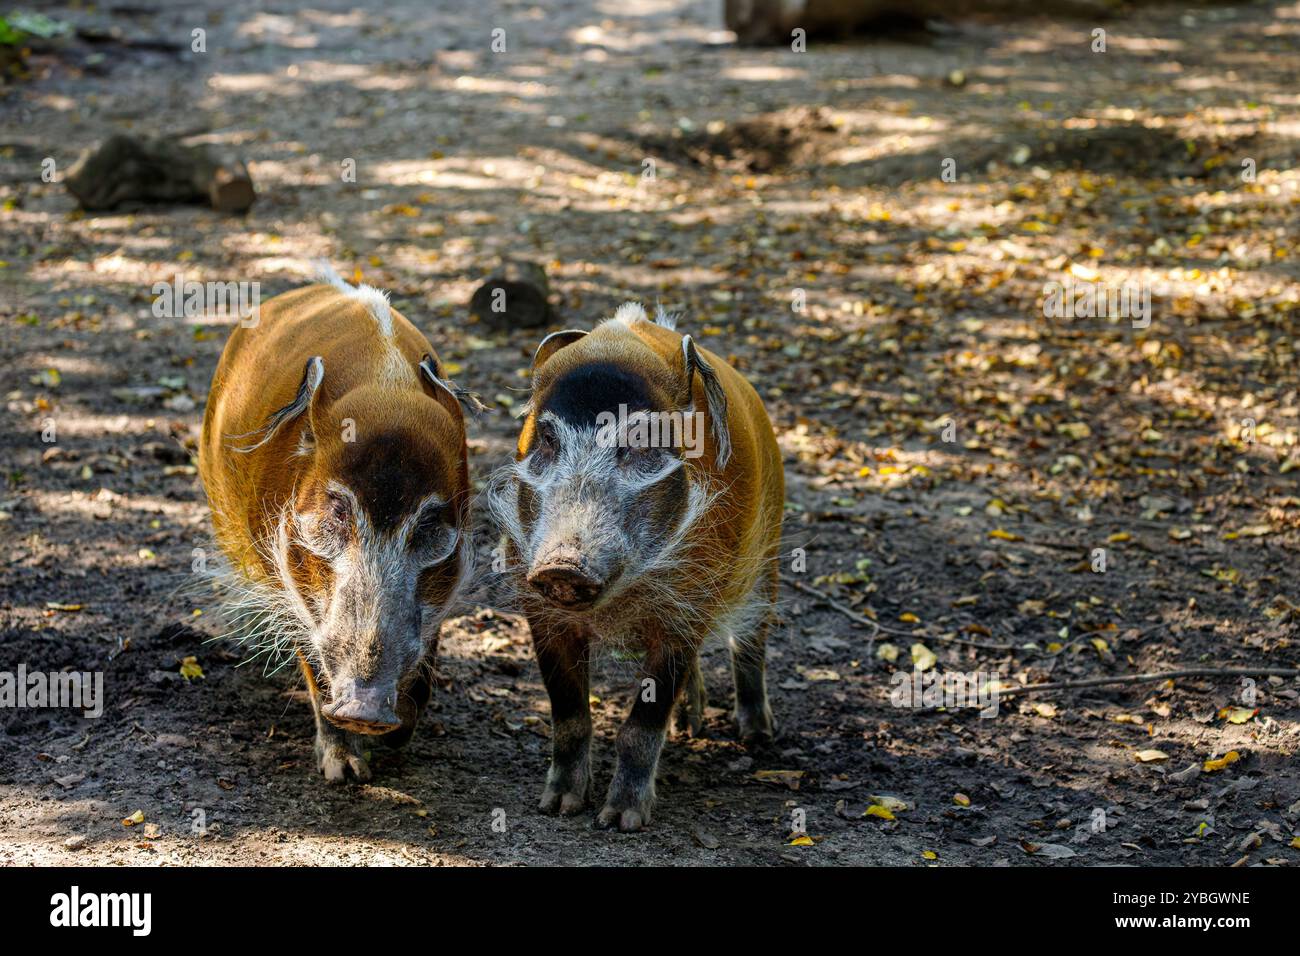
(312, 260, 394, 338)
(653, 305, 678, 330)
(610, 302, 648, 326)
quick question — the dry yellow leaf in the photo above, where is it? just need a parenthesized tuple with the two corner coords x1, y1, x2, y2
(179, 657, 205, 681)
(953, 793, 971, 807)
(899, 612, 920, 623)
(788, 834, 815, 846)
(1235, 525, 1273, 538)
(802, 668, 840, 682)
(911, 643, 937, 672)
(863, 805, 895, 821)
(1057, 422, 1091, 440)
(921, 849, 938, 860)
(1217, 707, 1257, 724)
(1135, 749, 1169, 763)
(1203, 751, 1240, 773)
(122, 810, 145, 826)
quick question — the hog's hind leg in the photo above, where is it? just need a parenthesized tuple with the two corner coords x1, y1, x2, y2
(730, 591, 777, 746)
(673, 655, 705, 738)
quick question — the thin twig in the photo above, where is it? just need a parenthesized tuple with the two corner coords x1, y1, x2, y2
(780, 575, 1018, 650)
(999, 667, 1300, 697)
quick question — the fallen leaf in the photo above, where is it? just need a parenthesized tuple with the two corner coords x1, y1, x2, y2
(1135, 749, 1169, 763)
(1025, 841, 1077, 859)
(1217, 707, 1258, 724)
(802, 667, 841, 682)
(753, 770, 805, 790)
(692, 827, 720, 850)
(1232, 525, 1273, 538)
(1057, 422, 1091, 440)
(1203, 751, 1240, 773)
(869, 795, 909, 813)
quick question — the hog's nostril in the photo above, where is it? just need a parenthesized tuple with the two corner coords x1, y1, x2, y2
(527, 564, 604, 609)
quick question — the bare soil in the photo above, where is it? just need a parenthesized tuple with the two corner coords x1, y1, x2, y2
(1, 0, 1298, 866)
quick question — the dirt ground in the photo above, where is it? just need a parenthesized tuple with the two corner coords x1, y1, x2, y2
(1, 0, 1298, 867)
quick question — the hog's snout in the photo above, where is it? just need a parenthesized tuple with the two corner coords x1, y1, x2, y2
(322, 679, 402, 736)
(527, 561, 608, 610)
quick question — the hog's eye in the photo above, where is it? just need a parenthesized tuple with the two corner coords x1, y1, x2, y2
(530, 421, 559, 474)
(618, 443, 667, 472)
(296, 492, 352, 558)
(411, 502, 458, 565)
(317, 493, 353, 543)
(538, 421, 559, 454)
(326, 493, 350, 525)
(410, 502, 449, 541)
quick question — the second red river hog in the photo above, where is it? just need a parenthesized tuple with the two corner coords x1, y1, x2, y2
(199, 264, 477, 783)
(489, 303, 785, 832)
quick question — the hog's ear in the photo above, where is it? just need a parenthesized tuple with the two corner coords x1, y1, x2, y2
(531, 329, 587, 373)
(681, 335, 731, 469)
(228, 356, 324, 453)
(419, 354, 487, 423)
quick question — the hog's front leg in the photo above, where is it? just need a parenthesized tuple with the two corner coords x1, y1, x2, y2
(598, 641, 695, 832)
(314, 719, 371, 783)
(532, 617, 593, 816)
(299, 651, 371, 783)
